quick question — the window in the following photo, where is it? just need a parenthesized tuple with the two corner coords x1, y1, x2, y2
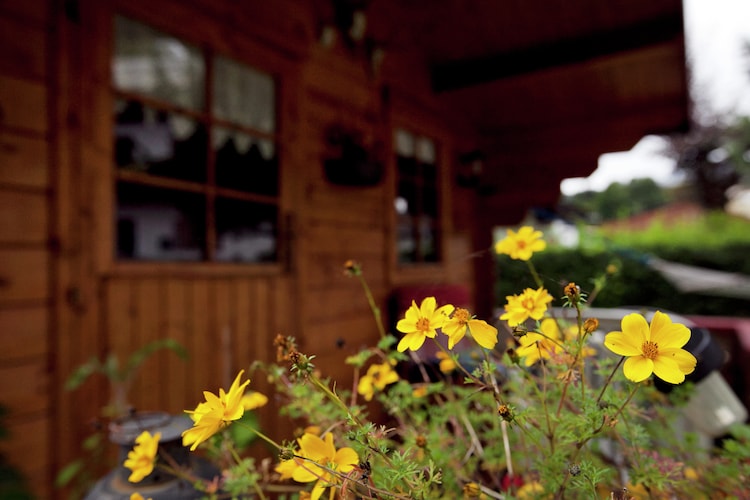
(112, 16, 279, 263)
(394, 128, 441, 264)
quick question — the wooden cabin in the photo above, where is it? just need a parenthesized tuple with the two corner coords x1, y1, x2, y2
(0, 0, 689, 496)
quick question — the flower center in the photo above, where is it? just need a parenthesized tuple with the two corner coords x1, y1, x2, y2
(641, 341, 659, 360)
(454, 308, 470, 323)
(416, 317, 431, 332)
(517, 240, 527, 249)
(521, 298, 535, 310)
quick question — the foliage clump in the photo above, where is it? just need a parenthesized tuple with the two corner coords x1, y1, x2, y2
(84, 228, 750, 499)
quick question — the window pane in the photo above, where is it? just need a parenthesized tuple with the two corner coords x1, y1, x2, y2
(419, 216, 439, 262)
(397, 179, 418, 215)
(213, 56, 275, 133)
(114, 100, 208, 183)
(397, 155, 417, 177)
(214, 128, 278, 195)
(215, 198, 277, 263)
(415, 137, 436, 163)
(113, 16, 205, 110)
(116, 183, 206, 261)
(397, 217, 417, 263)
(422, 164, 438, 217)
(394, 128, 415, 157)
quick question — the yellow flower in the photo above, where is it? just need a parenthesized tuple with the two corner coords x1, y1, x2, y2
(276, 432, 358, 500)
(241, 391, 269, 411)
(517, 480, 545, 499)
(275, 456, 298, 480)
(357, 362, 399, 401)
(123, 430, 161, 483)
(500, 287, 553, 326)
(442, 307, 499, 350)
(412, 385, 428, 398)
(436, 351, 457, 373)
(182, 370, 250, 450)
(462, 482, 488, 498)
(130, 494, 152, 500)
(516, 318, 563, 366)
(494, 226, 546, 261)
(604, 311, 697, 384)
(396, 297, 454, 352)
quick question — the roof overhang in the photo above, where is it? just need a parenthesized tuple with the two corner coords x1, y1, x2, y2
(367, 0, 691, 224)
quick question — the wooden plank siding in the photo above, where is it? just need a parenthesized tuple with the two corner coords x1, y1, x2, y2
(99, 276, 283, 416)
(0, 0, 477, 497)
(0, 2, 53, 497)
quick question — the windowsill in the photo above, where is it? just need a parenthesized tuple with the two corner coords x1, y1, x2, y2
(105, 260, 285, 278)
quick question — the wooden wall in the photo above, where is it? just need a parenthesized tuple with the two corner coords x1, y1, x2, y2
(0, 0, 478, 497)
(0, 1, 54, 497)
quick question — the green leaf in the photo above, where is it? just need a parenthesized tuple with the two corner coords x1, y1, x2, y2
(54, 460, 84, 487)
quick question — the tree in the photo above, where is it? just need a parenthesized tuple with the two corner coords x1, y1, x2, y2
(663, 122, 744, 208)
(560, 177, 667, 222)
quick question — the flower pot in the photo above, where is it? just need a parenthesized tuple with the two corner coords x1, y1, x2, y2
(84, 411, 218, 500)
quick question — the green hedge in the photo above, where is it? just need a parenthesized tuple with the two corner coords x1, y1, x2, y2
(494, 244, 750, 317)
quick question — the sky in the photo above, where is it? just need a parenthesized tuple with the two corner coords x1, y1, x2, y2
(560, 0, 750, 196)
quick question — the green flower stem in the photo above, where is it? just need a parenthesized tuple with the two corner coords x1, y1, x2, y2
(431, 338, 486, 389)
(610, 382, 640, 423)
(308, 375, 365, 429)
(408, 349, 433, 385)
(555, 304, 587, 417)
(555, 382, 642, 499)
(538, 351, 555, 453)
(235, 421, 283, 451)
(355, 271, 386, 340)
(501, 419, 514, 478)
(225, 441, 269, 500)
(596, 356, 626, 406)
(526, 259, 544, 289)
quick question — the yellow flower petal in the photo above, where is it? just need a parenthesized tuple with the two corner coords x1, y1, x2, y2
(292, 461, 324, 483)
(334, 447, 359, 473)
(652, 355, 687, 384)
(419, 296, 437, 316)
(468, 319, 498, 350)
(623, 356, 654, 382)
(650, 311, 691, 349)
(621, 313, 650, 341)
(275, 458, 298, 480)
(241, 391, 269, 411)
(123, 431, 161, 483)
(603, 331, 642, 357)
(664, 347, 697, 375)
(397, 331, 425, 352)
(310, 482, 326, 500)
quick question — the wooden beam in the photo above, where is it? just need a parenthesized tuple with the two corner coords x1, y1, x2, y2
(432, 12, 684, 92)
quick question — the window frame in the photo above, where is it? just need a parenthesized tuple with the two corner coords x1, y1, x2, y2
(109, 14, 284, 269)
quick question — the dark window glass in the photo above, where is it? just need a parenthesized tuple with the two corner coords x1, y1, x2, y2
(114, 100, 207, 183)
(215, 198, 277, 263)
(113, 16, 205, 110)
(419, 216, 439, 262)
(116, 182, 206, 261)
(214, 129, 278, 195)
(396, 218, 417, 263)
(394, 129, 440, 264)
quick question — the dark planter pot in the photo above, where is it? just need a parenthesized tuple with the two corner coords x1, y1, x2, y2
(84, 411, 219, 500)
